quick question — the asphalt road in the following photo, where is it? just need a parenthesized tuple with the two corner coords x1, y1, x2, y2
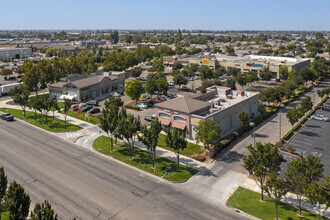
(0, 119, 244, 220)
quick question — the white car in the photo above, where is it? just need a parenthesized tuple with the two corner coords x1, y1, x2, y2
(311, 115, 328, 122)
(167, 81, 174, 86)
(111, 92, 120, 97)
(136, 103, 148, 109)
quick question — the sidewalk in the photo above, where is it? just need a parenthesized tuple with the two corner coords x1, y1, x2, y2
(241, 178, 330, 218)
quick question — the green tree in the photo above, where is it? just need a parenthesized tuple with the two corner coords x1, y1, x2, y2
(172, 62, 183, 70)
(123, 34, 133, 44)
(139, 119, 162, 168)
(100, 97, 124, 152)
(286, 107, 301, 127)
(193, 119, 221, 151)
(238, 110, 249, 128)
(60, 99, 72, 127)
(156, 77, 169, 95)
(305, 181, 328, 220)
(225, 76, 236, 90)
(259, 67, 272, 84)
(132, 33, 142, 44)
(0, 167, 7, 219)
(125, 80, 145, 104)
(243, 142, 283, 201)
(30, 200, 58, 220)
(298, 66, 315, 84)
(285, 154, 324, 215)
(4, 180, 31, 220)
(173, 73, 188, 89)
(235, 73, 247, 90)
(263, 173, 288, 220)
(40, 95, 54, 126)
(287, 69, 297, 80)
(50, 97, 59, 120)
(300, 95, 313, 114)
(165, 124, 187, 169)
(149, 57, 164, 73)
(145, 74, 158, 98)
(279, 65, 289, 80)
(199, 65, 213, 80)
(0, 69, 13, 78)
(110, 31, 119, 44)
(129, 66, 142, 78)
(245, 71, 259, 87)
(11, 85, 30, 118)
(29, 95, 43, 120)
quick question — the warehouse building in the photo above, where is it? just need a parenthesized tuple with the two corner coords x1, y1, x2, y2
(155, 86, 259, 139)
(0, 48, 32, 60)
(189, 54, 310, 79)
(48, 71, 125, 102)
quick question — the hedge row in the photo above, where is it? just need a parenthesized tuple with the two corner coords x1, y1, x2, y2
(281, 94, 329, 143)
(124, 104, 140, 111)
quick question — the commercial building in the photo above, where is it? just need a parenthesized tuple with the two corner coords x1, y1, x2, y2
(48, 71, 125, 102)
(189, 54, 310, 79)
(0, 48, 32, 60)
(155, 86, 259, 139)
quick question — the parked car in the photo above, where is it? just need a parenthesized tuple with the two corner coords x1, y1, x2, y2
(139, 94, 150, 101)
(0, 113, 10, 120)
(139, 76, 147, 81)
(311, 114, 328, 122)
(147, 100, 155, 107)
(81, 105, 93, 112)
(86, 100, 99, 106)
(71, 104, 79, 111)
(111, 92, 120, 97)
(167, 93, 178, 99)
(136, 103, 148, 109)
(87, 108, 101, 114)
(154, 97, 166, 103)
(144, 114, 156, 122)
(167, 81, 174, 86)
(180, 86, 190, 91)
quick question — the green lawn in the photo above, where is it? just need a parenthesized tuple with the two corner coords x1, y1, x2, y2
(227, 187, 327, 220)
(157, 134, 204, 158)
(0, 204, 9, 220)
(0, 108, 82, 132)
(93, 136, 198, 182)
(66, 110, 100, 125)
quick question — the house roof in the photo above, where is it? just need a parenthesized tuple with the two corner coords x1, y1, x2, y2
(70, 75, 117, 88)
(48, 81, 68, 88)
(155, 96, 211, 114)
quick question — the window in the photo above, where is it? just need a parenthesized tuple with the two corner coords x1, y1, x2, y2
(159, 112, 170, 119)
(174, 116, 186, 122)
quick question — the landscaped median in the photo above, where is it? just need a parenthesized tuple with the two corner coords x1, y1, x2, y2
(93, 136, 198, 182)
(66, 110, 100, 125)
(227, 187, 326, 220)
(157, 133, 205, 158)
(0, 108, 82, 132)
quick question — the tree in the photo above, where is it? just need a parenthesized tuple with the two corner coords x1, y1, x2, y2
(60, 99, 72, 127)
(287, 69, 297, 80)
(259, 67, 272, 84)
(30, 200, 58, 220)
(305, 181, 328, 220)
(263, 173, 288, 220)
(279, 65, 289, 80)
(129, 66, 142, 78)
(225, 76, 236, 90)
(238, 110, 249, 128)
(145, 74, 158, 98)
(50, 97, 59, 120)
(156, 77, 169, 95)
(110, 31, 119, 44)
(149, 57, 164, 73)
(0, 167, 7, 217)
(123, 34, 132, 44)
(235, 73, 247, 90)
(139, 119, 162, 168)
(132, 33, 142, 44)
(199, 65, 213, 80)
(165, 124, 187, 169)
(286, 107, 301, 127)
(29, 95, 43, 120)
(172, 62, 183, 70)
(193, 119, 221, 151)
(0, 69, 13, 78)
(173, 73, 188, 89)
(300, 96, 313, 114)
(125, 80, 145, 104)
(11, 85, 30, 118)
(285, 154, 324, 215)
(245, 71, 258, 87)
(40, 95, 53, 126)
(298, 66, 315, 84)
(100, 97, 123, 152)
(243, 142, 283, 201)
(22, 63, 41, 95)
(4, 180, 31, 220)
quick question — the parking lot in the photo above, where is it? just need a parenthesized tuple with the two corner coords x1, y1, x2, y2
(281, 109, 330, 176)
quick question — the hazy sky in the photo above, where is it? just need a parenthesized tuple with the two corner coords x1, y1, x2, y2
(1, 0, 329, 30)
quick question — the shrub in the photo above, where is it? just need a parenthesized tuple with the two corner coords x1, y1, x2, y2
(124, 104, 140, 111)
(286, 145, 296, 153)
(275, 141, 284, 148)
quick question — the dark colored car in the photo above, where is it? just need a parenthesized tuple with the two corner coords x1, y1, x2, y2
(180, 86, 190, 91)
(0, 113, 10, 120)
(147, 100, 155, 107)
(86, 100, 99, 106)
(0, 113, 14, 121)
(81, 105, 93, 112)
(87, 108, 101, 114)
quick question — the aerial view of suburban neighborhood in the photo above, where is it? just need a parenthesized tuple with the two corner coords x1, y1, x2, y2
(0, 1, 330, 219)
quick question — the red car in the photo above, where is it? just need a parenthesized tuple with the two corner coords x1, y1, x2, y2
(154, 97, 166, 103)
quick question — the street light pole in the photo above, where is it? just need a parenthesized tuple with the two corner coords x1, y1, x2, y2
(250, 122, 256, 147)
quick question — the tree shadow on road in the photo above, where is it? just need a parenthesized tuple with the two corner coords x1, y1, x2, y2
(220, 151, 245, 164)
